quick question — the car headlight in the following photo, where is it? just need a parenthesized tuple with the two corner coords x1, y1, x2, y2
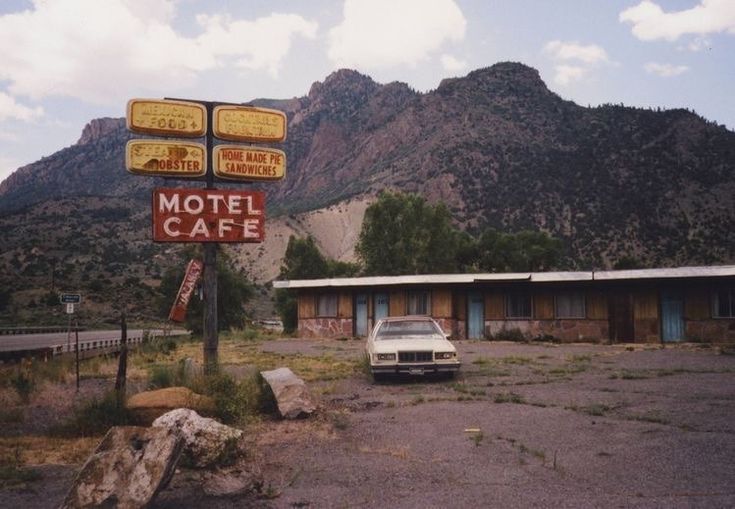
(376, 353, 396, 361)
(435, 352, 456, 360)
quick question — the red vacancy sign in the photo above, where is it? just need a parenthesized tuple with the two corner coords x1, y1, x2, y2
(169, 259, 203, 322)
(152, 188, 265, 243)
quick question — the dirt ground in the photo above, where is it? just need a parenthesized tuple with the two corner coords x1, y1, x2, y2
(3, 339, 735, 508)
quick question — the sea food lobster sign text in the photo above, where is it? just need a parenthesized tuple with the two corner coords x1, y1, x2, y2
(152, 188, 265, 243)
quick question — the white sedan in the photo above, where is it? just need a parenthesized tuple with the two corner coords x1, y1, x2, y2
(366, 316, 461, 380)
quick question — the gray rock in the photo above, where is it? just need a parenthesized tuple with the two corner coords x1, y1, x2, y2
(152, 408, 243, 468)
(60, 426, 183, 509)
(260, 367, 317, 419)
(181, 357, 201, 380)
(202, 467, 262, 497)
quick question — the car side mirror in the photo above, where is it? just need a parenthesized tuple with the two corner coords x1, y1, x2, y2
(444, 333, 452, 340)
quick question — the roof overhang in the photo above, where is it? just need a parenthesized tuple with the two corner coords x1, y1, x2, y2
(272, 265, 735, 290)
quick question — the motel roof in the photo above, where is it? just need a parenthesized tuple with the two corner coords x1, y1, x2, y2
(272, 265, 735, 289)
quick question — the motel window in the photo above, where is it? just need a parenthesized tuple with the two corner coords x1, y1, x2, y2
(712, 288, 735, 318)
(407, 290, 431, 316)
(555, 292, 586, 319)
(506, 292, 532, 319)
(317, 294, 338, 317)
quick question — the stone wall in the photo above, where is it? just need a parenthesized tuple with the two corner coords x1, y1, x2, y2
(486, 319, 609, 343)
(298, 318, 354, 338)
(686, 319, 735, 343)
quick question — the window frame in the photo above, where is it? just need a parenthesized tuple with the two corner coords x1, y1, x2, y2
(505, 292, 533, 319)
(316, 293, 338, 317)
(407, 290, 431, 316)
(554, 291, 586, 319)
(712, 288, 735, 318)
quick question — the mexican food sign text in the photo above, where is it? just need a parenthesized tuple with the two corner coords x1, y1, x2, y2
(213, 146, 286, 181)
(152, 188, 265, 243)
(127, 99, 206, 137)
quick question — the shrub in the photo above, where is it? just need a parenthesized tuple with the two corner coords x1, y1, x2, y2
(51, 391, 131, 437)
(190, 371, 264, 424)
(490, 328, 527, 342)
(10, 368, 35, 403)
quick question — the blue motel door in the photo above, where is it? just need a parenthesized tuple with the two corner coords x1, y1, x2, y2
(661, 291, 684, 343)
(355, 294, 368, 336)
(468, 292, 485, 339)
(374, 293, 389, 322)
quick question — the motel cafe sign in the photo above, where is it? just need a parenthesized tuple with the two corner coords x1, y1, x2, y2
(152, 188, 265, 243)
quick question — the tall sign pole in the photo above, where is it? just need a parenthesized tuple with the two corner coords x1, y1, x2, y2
(202, 102, 218, 371)
(126, 97, 285, 374)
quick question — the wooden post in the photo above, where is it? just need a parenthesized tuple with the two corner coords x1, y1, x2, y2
(115, 311, 128, 405)
(203, 243, 218, 373)
(75, 321, 80, 391)
(202, 101, 218, 373)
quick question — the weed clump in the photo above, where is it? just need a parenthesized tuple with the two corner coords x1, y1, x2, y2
(51, 391, 132, 437)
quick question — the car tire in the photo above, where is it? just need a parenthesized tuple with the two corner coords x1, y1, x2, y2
(372, 373, 387, 383)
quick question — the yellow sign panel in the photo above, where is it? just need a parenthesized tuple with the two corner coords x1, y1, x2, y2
(125, 140, 206, 177)
(213, 145, 286, 181)
(127, 99, 206, 137)
(213, 106, 286, 143)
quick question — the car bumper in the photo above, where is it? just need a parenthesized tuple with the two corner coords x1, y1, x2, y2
(371, 362, 461, 375)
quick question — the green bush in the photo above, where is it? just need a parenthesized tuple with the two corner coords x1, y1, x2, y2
(490, 328, 527, 342)
(147, 359, 190, 389)
(51, 391, 131, 437)
(10, 367, 35, 403)
(190, 371, 264, 424)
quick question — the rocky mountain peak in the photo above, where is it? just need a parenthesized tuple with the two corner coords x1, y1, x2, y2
(308, 69, 379, 101)
(76, 117, 125, 145)
(437, 61, 553, 101)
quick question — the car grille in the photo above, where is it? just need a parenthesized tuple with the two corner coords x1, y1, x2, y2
(398, 351, 432, 363)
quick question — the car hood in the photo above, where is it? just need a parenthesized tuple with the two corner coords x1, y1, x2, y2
(372, 337, 456, 353)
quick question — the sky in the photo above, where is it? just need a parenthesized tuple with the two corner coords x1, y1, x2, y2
(1, 0, 734, 184)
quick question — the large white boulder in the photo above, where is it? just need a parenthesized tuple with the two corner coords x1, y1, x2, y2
(152, 408, 243, 468)
(61, 426, 182, 509)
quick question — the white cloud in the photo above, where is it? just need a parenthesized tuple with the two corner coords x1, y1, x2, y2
(543, 40, 609, 64)
(620, 0, 735, 42)
(0, 0, 317, 104)
(328, 0, 466, 69)
(684, 36, 712, 51)
(553, 65, 587, 86)
(0, 91, 43, 121)
(644, 62, 690, 77)
(543, 40, 610, 86)
(440, 54, 467, 72)
(196, 13, 317, 77)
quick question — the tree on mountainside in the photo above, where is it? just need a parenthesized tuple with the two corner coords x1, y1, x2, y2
(275, 235, 360, 333)
(475, 229, 564, 272)
(356, 192, 461, 275)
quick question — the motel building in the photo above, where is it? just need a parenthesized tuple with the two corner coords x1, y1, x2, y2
(273, 265, 735, 343)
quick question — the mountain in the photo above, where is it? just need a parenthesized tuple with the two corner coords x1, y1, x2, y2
(1, 62, 734, 324)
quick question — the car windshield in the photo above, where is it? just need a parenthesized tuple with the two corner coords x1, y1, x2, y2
(375, 320, 443, 339)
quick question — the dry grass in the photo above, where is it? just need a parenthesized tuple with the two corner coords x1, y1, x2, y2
(0, 436, 99, 466)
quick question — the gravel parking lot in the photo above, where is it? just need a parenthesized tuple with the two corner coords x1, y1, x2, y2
(179, 339, 735, 509)
(5, 339, 734, 508)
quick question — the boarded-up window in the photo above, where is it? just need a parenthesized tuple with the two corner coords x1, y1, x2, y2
(506, 292, 532, 318)
(713, 288, 735, 318)
(408, 290, 431, 315)
(317, 294, 338, 317)
(555, 292, 586, 318)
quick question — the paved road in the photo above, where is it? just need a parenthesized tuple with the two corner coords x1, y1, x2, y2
(0, 328, 189, 353)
